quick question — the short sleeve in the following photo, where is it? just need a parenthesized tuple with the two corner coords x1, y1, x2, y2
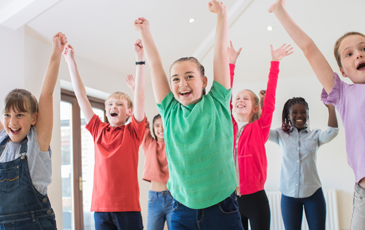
(209, 81, 232, 110)
(129, 115, 146, 144)
(85, 114, 102, 138)
(321, 73, 343, 106)
(157, 92, 176, 120)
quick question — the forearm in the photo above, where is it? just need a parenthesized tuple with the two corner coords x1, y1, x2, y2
(213, 10, 230, 89)
(134, 63, 145, 122)
(0, 121, 3, 130)
(40, 53, 61, 97)
(67, 59, 94, 122)
(139, 29, 170, 103)
(327, 106, 338, 128)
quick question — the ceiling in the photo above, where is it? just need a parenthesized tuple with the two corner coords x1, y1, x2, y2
(3, 0, 365, 84)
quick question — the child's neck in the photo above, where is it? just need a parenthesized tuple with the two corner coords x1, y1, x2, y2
(236, 114, 251, 123)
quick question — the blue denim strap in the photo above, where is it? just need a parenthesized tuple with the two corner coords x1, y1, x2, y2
(0, 136, 10, 157)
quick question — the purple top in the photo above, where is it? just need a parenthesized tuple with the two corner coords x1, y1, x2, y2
(321, 73, 365, 183)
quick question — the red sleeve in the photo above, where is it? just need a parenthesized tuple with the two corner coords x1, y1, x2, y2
(85, 114, 102, 138)
(258, 61, 279, 141)
(142, 117, 154, 152)
(230, 63, 237, 156)
(129, 115, 146, 145)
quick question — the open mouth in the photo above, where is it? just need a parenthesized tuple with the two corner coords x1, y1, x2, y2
(236, 104, 245, 108)
(9, 128, 21, 135)
(357, 62, 365, 70)
(110, 113, 118, 117)
(180, 91, 192, 96)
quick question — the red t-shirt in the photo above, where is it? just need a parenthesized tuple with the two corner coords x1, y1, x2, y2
(86, 114, 145, 212)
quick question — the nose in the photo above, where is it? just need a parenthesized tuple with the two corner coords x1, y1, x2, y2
(356, 51, 363, 59)
(9, 117, 17, 125)
(179, 78, 187, 87)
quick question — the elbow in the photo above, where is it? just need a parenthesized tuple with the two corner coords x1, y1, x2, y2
(302, 40, 317, 57)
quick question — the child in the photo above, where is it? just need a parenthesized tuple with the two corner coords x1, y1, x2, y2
(0, 32, 67, 229)
(269, 0, 365, 228)
(126, 76, 172, 230)
(63, 39, 145, 230)
(268, 97, 338, 229)
(134, 1, 243, 229)
(231, 43, 292, 230)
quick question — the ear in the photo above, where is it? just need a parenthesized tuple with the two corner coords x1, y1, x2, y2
(31, 113, 38, 126)
(202, 76, 208, 88)
(253, 105, 259, 113)
(340, 68, 347, 78)
(126, 108, 133, 117)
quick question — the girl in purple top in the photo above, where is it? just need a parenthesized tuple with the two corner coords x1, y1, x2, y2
(269, 0, 365, 228)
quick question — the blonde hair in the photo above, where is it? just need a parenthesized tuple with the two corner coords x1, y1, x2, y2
(245, 89, 260, 123)
(105, 92, 133, 109)
(334, 32, 365, 68)
(3, 89, 38, 114)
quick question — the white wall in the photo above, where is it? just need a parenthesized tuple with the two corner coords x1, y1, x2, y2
(232, 74, 353, 229)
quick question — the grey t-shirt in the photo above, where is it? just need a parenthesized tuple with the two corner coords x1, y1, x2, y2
(0, 127, 52, 195)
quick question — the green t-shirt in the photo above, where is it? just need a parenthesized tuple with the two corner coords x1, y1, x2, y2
(157, 81, 236, 209)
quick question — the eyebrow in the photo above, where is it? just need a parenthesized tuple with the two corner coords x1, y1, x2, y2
(343, 42, 365, 54)
(171, 71, 195, 78)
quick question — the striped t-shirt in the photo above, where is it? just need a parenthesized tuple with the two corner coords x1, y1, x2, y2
(157, 81, 236, 209)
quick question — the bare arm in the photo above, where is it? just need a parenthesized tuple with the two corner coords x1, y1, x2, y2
(227, 41, 242, 65)
(269, 0, 335, 94)
(0, 121, 3, 130)
(63, 44, 95, 123)
(36, 32, 67, 152)
(134, 18, 170, 104)
(209, 0, 230, 89)
(326, 104, 338, 128)
(133, 39, 145, 122)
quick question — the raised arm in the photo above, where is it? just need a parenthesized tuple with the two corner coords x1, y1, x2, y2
(63, 44, 95, 123)
(260, 44, 292, 130)
(269, 0, 334, 94)
(134, 18, 170, 103)
(209, 0, 230, 89)
(36, 33, 67, 152)
(133, 39, 145, 122)
(325, 103, 338, 128)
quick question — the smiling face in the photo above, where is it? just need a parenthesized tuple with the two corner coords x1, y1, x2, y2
(234, 90, 259, 121)
(170, 61, 207, 106)
(288, 104, 308, 131)
(338, 35, 365, 84)
(153, 117, 164, 141)
(3, 107, 37, 143)
(105, 96, 133, 127)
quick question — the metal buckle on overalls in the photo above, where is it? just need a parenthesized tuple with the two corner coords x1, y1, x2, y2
(21, 155, 25, 160)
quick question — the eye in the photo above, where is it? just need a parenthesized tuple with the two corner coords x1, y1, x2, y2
(3, 114, 9, 117)
(346, 52, 353, 57)
(187, 75, 194, 79)
(361, 47, 365, 51)
(172, 78, 179, 82)
(17, 114, 24, 117)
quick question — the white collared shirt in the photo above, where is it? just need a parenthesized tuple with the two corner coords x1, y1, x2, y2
(269, 126, 339, 198)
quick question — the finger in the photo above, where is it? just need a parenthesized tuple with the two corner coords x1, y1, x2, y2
(280, 43, 287, 49)
(238, 47, 242, 54)
(270, 44, 274, 52)
(230, 41, 233, 49)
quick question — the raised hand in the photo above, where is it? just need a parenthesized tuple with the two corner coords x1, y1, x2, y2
(134, 39, 144, 61)
(134, 17, 150, 33)
(52, 32, 67, 55)
(270, 44, 293, 62)
(227, 41, 242, 64)
(63, 44, 75, 64)
(259, 90, 266, 100)
(208, 0, 226, 15)
(125, 74, 135, 93)
(268, 0, 285, 13)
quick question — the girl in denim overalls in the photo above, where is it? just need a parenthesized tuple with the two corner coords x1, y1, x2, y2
(0, 32, 67, 230)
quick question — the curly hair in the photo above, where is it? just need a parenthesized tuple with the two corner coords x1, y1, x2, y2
(282, 97, 309, 134)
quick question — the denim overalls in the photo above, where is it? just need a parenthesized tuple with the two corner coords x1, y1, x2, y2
(0, 137, 56, 229)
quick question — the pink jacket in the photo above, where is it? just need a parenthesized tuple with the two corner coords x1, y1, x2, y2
(231, 62, 279, 195)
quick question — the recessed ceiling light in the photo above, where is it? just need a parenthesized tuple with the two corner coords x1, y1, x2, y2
(189, 18, 195, 23)
(267, 26, 273, 31)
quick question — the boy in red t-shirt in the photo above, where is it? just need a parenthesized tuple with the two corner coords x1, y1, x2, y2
(63, 39, 146, 230)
